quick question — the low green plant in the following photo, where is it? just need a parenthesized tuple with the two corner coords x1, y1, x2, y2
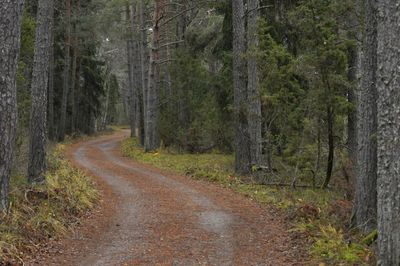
(0, 144, 98, 264)
(311, 225, 368, 264)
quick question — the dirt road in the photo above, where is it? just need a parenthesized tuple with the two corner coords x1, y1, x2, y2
(32, 131, 308, 265)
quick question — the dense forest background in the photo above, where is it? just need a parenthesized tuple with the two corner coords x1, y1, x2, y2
(15, 0, 359, 189)
(1, 0, 399, 264)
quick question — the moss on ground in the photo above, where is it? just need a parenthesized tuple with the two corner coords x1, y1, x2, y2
(0, 145, 99, 264)
(121, 138, 374, 265)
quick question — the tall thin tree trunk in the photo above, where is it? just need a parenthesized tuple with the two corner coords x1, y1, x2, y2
(0, 0, 25, 209)
(232, 0, 251, 174)
(28, 0, 54, 183)
(376, 0, 400, 263)
(145, 0, 163, 152)
(59, 0, 72, 141)
(70, 43, 78, 133)
(48, 10, 55, 141)
(101, 77, 110, 130)
(347, 49, 358, 162)
(133, 41, 142, 138)
(323, 105, 334, 188)
(139, 0, 148, 146)
(70, 1, 80, 134)
(247, 0, 263, 168)
(354, 0, 378, 233)
(131, 0, 142, 138)
(127, 38, 136, 135)
(346, 0, 362, 167)
(126, 4, 136, 138)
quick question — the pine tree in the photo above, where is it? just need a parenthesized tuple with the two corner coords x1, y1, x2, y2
(59, 0, 72, 141)
(232, 0, 251, 174)
(354, 0, 378, 233)
(376, 0, 400, 263)
(28, 0, 54, 183)
(0, 0, 25, 209)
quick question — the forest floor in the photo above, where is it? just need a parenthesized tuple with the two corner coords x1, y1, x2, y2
(28, 130, 309, 265)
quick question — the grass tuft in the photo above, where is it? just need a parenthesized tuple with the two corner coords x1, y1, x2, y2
(0, 144, 98, 264)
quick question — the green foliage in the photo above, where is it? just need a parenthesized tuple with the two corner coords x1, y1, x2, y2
(76, 43, 105, 134)
(159, 9, 233, 152)
(17, 11, 36, 131)
(311, 225, 368, 264)
(20, 11, 36, 62)
(0, 145, 98, 264)
(254, 0, 355, 187)
(104, 74, 120, 125)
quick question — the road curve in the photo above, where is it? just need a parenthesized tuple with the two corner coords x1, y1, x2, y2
(32, 131, 308, 265)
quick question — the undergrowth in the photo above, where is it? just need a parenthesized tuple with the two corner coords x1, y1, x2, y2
(121, 138, 374, 265)
(0, 145, 98, 264)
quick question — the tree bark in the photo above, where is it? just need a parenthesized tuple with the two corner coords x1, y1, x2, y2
(28, 0, 54, 183)
(145, 0, 163, 152)
(347, 46, 358, 162)
(48, 9, 55, 141)
(126, 4, 136, 138)
(133, 41, 143, 139)
(70, 1, 80, 134)
(70, 42, 78, 133)
(322, 105, 334, 189)
(131, 0, 143, 139)
(59, 0, 72, 141)
(139, 0, 148, 146)
(247, 0, 263, 168)
(0, 0, 25, 209)
(376, 0, 400, 263)
(232, 0, 251, 174)
(346, 0, 362, 167)
(354, 0, 378, 233)
(128, 39, 137, 137)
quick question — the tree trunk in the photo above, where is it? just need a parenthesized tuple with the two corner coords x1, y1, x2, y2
(70, 43, 78, 133)
(70, 1, 80, 134)
(59, 0, 72, 141)
(322, 105, 334, 188)
(247, 0, 263, 168)
(101, 76, 110, 130)
(346, 0, 362, 168)
(347, 46, 358, 162)
(376, 0, 400, 263)
(0, 0, 25, 209)
(133, 41, 143, 139)
(127, 39, 136, 137)
(145, 0, 163, 152)
(232, 0, 251, 174)
(131, 1, 142, 139)
(354, 0, 378, 233)
(28, 0, 54, 183)
(139, 0, 148, 146)
(126, 4, 136, 138)
(48, 10, 55, 141)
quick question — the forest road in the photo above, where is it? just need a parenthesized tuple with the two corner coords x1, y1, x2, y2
(32, 131, 308, 266)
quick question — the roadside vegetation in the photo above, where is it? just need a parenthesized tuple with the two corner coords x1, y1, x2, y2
(0, 145, 98, 264)
(122, 138, 373, 265)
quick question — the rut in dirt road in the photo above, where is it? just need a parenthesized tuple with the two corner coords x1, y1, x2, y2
(67, 132, 306, 265)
